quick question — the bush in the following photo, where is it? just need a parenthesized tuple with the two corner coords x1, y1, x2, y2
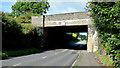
(16, 12, 32, 23)
(2, 12, 42, 50)
(94, 50, 113, 66)
(1, 48, 41, 58)
(2, 12, 23, 50)
(21, 23, 36, 34)
(0, 53, 8, 58)
(87, 2, 120, 67)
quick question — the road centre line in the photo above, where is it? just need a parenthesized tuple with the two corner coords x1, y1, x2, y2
(55, 53, 58, 55)
(70, 50, 74, 52)
(13, 63, 21, 66)
(42, 56, 47, 59)
(55, 53, 58, 54)
(62, 49, 68, 52)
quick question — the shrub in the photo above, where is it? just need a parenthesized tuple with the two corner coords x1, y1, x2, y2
(1, 48, 41, 58)
(2, 12, 23, 50)
(2, 12, 42, 50)
(87, 2, 120, 67)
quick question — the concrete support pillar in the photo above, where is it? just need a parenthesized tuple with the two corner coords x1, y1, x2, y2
(87, 24, 99, 52)
(87, 24, 93, 52)
(92, 30, 99, 52)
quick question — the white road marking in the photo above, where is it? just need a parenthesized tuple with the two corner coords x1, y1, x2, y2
(70, 51, 80, 68)
(70, 50, 74, 52)
(62, 49, 68, 52)
(13, 63, 21, 66)
(55, 53, 58, 55)
(42, 56, 47, 59)
(11, 53, 41, 60)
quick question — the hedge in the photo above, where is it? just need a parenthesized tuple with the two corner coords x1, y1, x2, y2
(87, 2, 120, 67)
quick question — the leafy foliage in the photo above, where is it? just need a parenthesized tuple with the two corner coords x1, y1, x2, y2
(11, 2, 50, 17)
(16, 12, 32, 23)
(2, 12, 42, 50)
(94, 50, 113, 66)
(87, 2, 120, 67)
(20, 23, 36, 34)
(78, 35, 87, 41)
(2, 1, 50, 58)
(2, 12, 23, 50)
(1, 48, 41, 58)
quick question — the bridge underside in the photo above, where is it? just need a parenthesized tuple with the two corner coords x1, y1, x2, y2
(43, 25, 88, 50)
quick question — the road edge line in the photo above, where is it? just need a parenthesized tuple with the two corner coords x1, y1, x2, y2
(70, 50, 81, 68)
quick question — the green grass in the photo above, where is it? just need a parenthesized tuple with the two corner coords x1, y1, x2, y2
(78, 55, 82, 63)
(94, 50, 113, 66)
(1, 48, 41, 58)
(100, 55, 113, 66)
(94, 50, 100, 54)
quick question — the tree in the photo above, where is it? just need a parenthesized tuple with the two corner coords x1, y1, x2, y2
(16, 12, 32, 23)
(11, 1, 50, 17)
(78, 35, 87, 41)
(75, 33, 79, 39)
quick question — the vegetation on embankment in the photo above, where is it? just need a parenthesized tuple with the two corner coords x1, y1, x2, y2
(1, 48, 41, 59)
(87, 2, 120, 67)
(66, 32, 87, 44)
(94, 50, 113, 66)
(1, 1, 50, 58)
(2, 12, 42, 50)
(2, 12, 42, 59)
(66, 33, 80, 44)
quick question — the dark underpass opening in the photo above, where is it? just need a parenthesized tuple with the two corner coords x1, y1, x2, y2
(43, 25, 88, 50)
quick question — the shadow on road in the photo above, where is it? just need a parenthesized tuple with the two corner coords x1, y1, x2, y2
(43, 41, 87, 51)
(2, 41, 87, 60)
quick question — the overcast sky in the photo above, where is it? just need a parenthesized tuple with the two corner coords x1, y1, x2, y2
(1, 0, 89, 14)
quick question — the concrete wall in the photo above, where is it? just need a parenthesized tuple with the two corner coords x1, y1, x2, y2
(45, 12, 91, 21)
(45, 19, 91, 27)
(32, 11, 98, 52)
(32, 15, 44, 27)
(31, 12, 92, 27)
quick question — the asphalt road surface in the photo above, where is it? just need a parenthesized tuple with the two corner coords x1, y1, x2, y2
(67, 40, 87, 49)
(2, 49, 79, 66)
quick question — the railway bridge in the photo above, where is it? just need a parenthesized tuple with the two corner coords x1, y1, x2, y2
(32, 11, 99, 52)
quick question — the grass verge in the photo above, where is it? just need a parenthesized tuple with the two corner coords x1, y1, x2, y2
(94, 50, 113, 66)
(1, 48, 42, 59)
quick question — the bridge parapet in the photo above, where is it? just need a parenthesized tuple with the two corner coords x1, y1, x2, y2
(32, 11, 92, 27)
(45, 19, 91, 27)
(45, 12, 91, 21)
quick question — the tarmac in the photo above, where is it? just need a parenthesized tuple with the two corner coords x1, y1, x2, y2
(74, 50, 103, 66)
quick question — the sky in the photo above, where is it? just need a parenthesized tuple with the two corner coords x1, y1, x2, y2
(79, 33, 87, 36)
(1, 0, 89, 14)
